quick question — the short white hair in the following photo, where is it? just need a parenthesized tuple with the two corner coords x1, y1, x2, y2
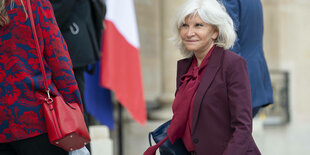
(171, 0, 236, 57)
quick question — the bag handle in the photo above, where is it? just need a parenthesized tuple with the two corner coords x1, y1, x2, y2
(148, 132, 153, 146)
(26, 0, 52, 99)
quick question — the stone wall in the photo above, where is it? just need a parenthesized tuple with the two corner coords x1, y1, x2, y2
(134, 0, 162, 102)
(135, 0, 186, 106)
(262, 0, 310, 122)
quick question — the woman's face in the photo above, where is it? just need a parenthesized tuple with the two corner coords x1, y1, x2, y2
(180, 14, 218, 54)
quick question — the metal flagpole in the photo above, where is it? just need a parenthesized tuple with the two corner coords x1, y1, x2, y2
(118, 102, 123, 155)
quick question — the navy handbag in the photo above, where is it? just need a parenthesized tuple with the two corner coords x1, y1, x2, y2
(148, 120, 189, 155)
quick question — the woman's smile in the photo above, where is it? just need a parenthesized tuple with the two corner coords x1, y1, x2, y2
(180, 15, 218, 54)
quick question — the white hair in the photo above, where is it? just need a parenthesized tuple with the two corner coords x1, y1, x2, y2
(171, 0, 236, 57)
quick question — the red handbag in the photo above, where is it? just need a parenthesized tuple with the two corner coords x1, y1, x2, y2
(27, 0, 90, 151)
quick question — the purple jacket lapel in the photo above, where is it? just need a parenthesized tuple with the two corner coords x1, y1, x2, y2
(192, 47, 224, 129)
(176, 46, 225, 129)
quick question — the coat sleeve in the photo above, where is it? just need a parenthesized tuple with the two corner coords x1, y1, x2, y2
(223, 56, 252, 155)
(222, 0, 241, 54)
(38, 0, 82, 105)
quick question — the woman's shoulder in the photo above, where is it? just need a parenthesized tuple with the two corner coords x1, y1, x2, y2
(30, 0, 53, 10)
(221, 49, 248, 73)
(26, 0, 53, 16)
(222, 49, 247, 65)
(177, 56, 193, 66)
(178, 57, 192, 62)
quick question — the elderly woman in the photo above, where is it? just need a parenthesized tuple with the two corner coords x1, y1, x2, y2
(145, 0, 261, 155)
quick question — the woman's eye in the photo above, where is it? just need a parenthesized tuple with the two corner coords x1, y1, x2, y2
(195, 23, 203, 27)
(181, 23, 188, 27)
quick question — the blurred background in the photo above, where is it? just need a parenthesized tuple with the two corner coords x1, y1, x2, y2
(90, 0, 310, 154)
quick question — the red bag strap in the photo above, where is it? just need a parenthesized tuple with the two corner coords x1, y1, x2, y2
(26, 0, 51, 97)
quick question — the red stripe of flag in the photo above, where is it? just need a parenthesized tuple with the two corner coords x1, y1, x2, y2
(100, 20, 146, 125)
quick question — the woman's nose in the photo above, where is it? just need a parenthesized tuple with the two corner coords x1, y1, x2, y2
(186, 27, 195, 37)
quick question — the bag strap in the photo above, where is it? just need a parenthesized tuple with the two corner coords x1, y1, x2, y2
(144, 136, 168, 155)
(27, 0, 52, 98)
(148, 132, 153, 146)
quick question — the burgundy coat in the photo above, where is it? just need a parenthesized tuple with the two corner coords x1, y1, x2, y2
(176, 47, 261, 155)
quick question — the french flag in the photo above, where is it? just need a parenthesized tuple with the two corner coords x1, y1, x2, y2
(100, 0, 147, 125)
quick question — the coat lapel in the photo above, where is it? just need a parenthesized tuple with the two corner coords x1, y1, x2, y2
(192, 46, 225, 129)
(176, 57, 193, 91)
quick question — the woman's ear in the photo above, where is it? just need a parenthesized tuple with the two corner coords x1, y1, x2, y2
(212, 27, 219, 40)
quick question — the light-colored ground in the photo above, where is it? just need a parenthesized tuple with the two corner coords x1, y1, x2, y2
(99, 114, 310, 155)
(90, 108, 310, 155)
(253, 115, 310, 155)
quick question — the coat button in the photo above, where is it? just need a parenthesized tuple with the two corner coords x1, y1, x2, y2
(193, 138, 199, 144)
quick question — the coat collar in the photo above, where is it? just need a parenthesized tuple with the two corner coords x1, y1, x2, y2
(177, 46, 224, 88)
(176, 57, 193, 90)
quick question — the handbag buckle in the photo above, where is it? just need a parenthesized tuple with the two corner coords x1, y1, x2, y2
(45, 89, 54, 111)
(46, 88, 52, 99)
